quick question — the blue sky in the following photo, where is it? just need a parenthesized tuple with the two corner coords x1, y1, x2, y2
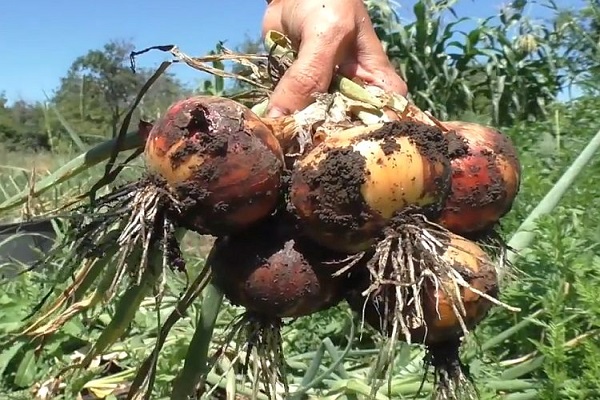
(0, 0, 582, 105)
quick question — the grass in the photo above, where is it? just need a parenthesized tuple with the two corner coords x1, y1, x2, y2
(0, 94, 599, 399)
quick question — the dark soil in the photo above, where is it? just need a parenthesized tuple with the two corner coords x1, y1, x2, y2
(290, 120, 457, 251)
(379, 134, 402, 156)
(445, 130, 469, 159)
(167, 104, 228, 170)
(308, 147, 369, 229)
(368, 121, 452, 217)
(291, 145, 379, 250)
(369, 122, 453, 220)
(366, 120, 449, 166)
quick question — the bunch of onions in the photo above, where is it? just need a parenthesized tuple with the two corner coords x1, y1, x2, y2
(11, 31, 527, 400)
(273, 111, 519, 400)
(434, 121, 522, 235)
(288, 120, 452, 254)
(144, 95, 286, 236)
(136, 94, 521, 399)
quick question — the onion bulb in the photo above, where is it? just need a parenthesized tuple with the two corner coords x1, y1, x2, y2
(289, 120, 452, 253)
(436, 121, 521, 234)
(210, 215, 345, 318)
(345, 232, 499, 344)
(144, 95, 285, 235)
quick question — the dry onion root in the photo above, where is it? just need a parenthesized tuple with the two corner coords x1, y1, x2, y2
(207, 213, 347, 399)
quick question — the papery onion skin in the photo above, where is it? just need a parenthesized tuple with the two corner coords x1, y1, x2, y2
(289, 120, 452, 253)
(345, 233, 498, 344)
(210, 215, 346, 319)
(436, 121, 521, 234)
(144, 95, 285, 236)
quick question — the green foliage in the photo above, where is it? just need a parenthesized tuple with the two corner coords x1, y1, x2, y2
(50, 39, 191, 144)
(367, 0, 571, 126)
(553, 0, 600, 94)
(0, 94, 49, 151)
(0, 40, 192, 153)
(475, 95, 600, 398)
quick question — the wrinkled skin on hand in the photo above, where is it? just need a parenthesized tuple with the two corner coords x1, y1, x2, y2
(262, 0, 408, 117)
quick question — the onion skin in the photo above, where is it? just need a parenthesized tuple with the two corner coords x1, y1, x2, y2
(289, 120, 451, 253)
(210, 215, 345, 319)
(144, 96, 285, 235)
(436, 121, 521, 234)
(420, 234, 498, 339)
(345, 233, 498, 344)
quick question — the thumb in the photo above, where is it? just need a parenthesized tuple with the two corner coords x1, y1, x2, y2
(267, 38, 338, 117)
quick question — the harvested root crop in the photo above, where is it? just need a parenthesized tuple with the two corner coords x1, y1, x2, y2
(345, 232, 513, 399)
(78, 95, 287, 280)
(289, 120, 452, 253)
(345, 232, 500, 344)
(208, 213, 348, 398)
(6, 30, 528, 400)
(211, 215, 345, 318)
(285, 118, 515, 398)
(436, 121, 522, 235)
(145, 95, 285, 235)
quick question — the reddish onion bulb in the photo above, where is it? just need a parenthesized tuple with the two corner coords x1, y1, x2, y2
(435, 121, 521, 234)
(144, 96, 285, 236)
(210, 215, 346, 319)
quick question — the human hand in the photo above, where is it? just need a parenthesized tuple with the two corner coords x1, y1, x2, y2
(262, 0, 408, 117)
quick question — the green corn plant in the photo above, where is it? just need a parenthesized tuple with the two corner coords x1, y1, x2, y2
(198, 44, 227, 97)
(365, 0, 571, 126)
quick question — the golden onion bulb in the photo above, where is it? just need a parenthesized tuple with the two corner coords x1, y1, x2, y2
(289, 120, 452, 253)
